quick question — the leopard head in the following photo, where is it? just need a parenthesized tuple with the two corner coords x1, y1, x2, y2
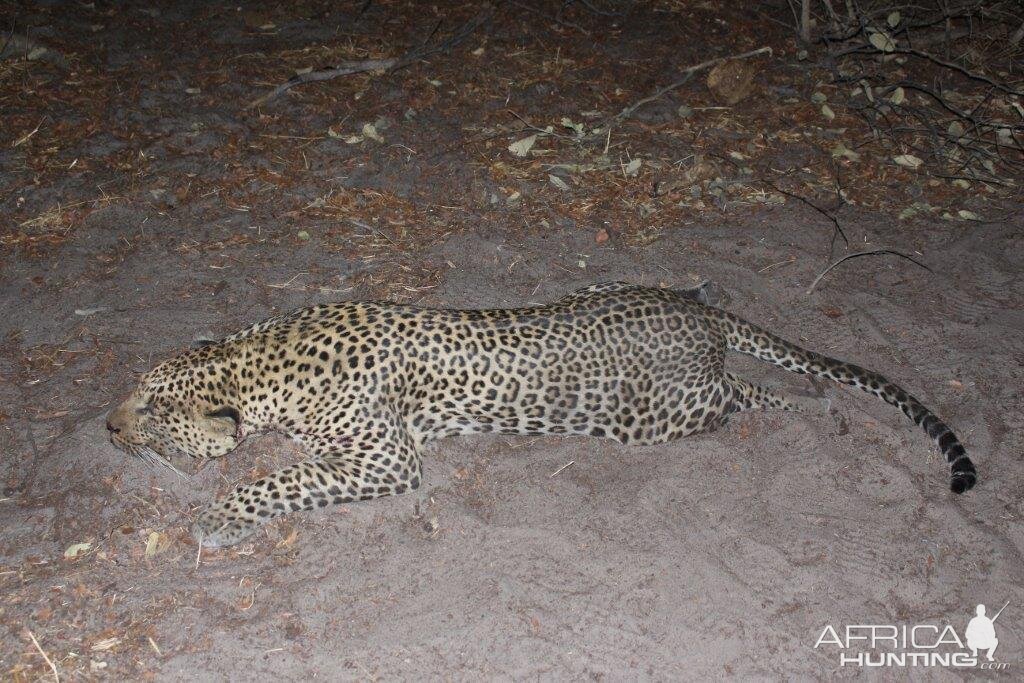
(107, 346, 242, 474)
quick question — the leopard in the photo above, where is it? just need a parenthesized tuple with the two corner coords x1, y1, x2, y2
(106, 282, 977, 548)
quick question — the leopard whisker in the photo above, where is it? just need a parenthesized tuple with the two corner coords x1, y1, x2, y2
(135, 444, 189, 478)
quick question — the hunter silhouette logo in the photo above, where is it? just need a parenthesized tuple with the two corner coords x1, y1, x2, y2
(814, 602, 1010, 669)
(966, 602, 1005, 661)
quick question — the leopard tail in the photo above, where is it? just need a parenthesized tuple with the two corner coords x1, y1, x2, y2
(711, 308, 977, 493)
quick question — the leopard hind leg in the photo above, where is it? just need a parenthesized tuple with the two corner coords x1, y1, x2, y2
(724, 372, 808, 413)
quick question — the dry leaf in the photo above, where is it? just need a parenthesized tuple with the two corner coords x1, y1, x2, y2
(830, 142, 860, 161)
(548, 174, 570, 190)
(361, 123, 384, 143)
(869, 31, 896, 52)
(893, 154, 923, 169)
(64, 542, 91, 559)
(144, 531, 172, 557)
(91, 637, 121, 652)
(681, 159, 719, 185)
(559, 117, 584, 136)
(276, 527, 299, 548)
(508, 134, 537, 157)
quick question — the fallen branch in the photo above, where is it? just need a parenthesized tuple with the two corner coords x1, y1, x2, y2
(821, 2, 1024, 181)
(247, 7, 492, 109)
(715, 154, 850, 255)
(763, 178, 850, 252)
(599, 46, 772, 130)
(247, 59, 398, 109)
(807, 249, 932, 294)
(895, 48, 1024, 98)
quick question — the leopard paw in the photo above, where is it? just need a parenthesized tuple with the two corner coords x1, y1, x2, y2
(192, 505, 260, 548)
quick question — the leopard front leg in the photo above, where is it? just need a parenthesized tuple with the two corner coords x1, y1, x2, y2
(193, 407, 422, 547)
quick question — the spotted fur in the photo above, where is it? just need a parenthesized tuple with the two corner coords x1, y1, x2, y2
(107, 283, 977, 547)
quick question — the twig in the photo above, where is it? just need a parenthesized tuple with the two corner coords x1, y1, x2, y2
(716, 150, 847, 234)
(129, 492, 162, 517)
(417, 18, 444, 50)
(758, 256, 797, 273)
(427, 46, 767, 162)
(549, 460, 575, 477)
(599, 46, 772, 130)
(19, 422, 45, 498)
(508, 0, 589, 34)
(12, 117, 44, 148)
(744, 168, 850, 252)
(800, 0, 812, 43)
(0, 18, 15, 57)
(247, 59, 397, 109)
(821, 1, 1024, 181)
(807, 249, 932, 293)
(848, 76, 1024, 179)
(895, 48, 1024, 98)
(506, 109, 578, 141)
(267, 272, 310, 289)
(26, 628, 59, 682)
(247, 7, 492, 109)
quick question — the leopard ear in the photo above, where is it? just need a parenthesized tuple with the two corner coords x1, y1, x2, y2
(205, 406, 240, 424)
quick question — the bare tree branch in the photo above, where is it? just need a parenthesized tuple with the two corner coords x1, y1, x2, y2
(247, 7, 493, 110)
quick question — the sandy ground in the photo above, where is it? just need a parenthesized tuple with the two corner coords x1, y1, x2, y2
(2, 0, 1023, 679)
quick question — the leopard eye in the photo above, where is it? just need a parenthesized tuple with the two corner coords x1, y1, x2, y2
(135, 405, 152, 416)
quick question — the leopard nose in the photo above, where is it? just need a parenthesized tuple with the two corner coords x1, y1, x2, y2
(106, 420, 121, 434)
